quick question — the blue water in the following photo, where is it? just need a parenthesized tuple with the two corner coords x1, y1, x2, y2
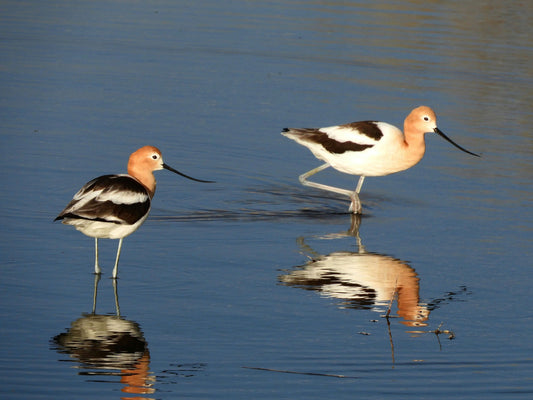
(1, 1, 532, 399)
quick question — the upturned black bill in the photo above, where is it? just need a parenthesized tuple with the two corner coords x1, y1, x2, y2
(434, 128, 480, 157)
(163, 163, 215, 183)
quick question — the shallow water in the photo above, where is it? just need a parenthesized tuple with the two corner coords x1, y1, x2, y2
(1, 1, 532, 399)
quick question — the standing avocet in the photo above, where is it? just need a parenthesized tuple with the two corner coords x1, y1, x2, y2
(55, 145, 213, 278)
(282, 106, 479, 214)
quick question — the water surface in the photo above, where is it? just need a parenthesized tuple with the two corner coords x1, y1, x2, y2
(1, 1, 532, 399)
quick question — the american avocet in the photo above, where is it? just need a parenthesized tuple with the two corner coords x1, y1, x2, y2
(55, 146, 213, 278)
(282, 106, 479, 214)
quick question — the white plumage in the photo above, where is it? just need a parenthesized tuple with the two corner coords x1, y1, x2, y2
(282, 106, 479, 213)
(56, 146, 213, 278)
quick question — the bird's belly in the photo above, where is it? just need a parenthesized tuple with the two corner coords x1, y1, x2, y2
(319, 147, 421, 177)
(62, 214, 148, 239)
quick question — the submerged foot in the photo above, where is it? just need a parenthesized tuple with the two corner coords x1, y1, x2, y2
(348, 194, 362, 214)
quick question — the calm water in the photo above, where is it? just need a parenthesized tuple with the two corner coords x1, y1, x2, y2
(1, 1, 532, 399)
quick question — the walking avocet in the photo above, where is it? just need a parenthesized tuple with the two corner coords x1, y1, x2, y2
(282, 106, 479, 213)
(55, 145, 213, 278)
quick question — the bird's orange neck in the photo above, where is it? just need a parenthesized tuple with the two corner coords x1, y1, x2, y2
(403, 123, 426, 165)
(128, 164, 156, 199)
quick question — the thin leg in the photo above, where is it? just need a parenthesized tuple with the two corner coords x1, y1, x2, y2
(355, 175, 365, 194)
(94, 238, 102, 275)
(299, 163, 354, 198)
(112, 278, 120, 317)
(348, 176, 365, 214)
(299, 163, 364, 214)
(92, 273, 101, 314)
(299, 162, 330, 182)
(111, 238, 123, 279)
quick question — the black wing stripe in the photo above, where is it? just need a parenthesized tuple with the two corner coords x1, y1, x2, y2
(56, 200, 150, 225)
(312, 132, 374, 154)
(340, 121, 383, 140)
(56, 175, 151, 224)
(283, 127, 375, 154)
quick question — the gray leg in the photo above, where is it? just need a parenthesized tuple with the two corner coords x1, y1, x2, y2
(348, 176, 365, 214)
(299, 163, 364, 214)
(94, 238, 101, 275)
(92, 273, 101, 314)
(112, 278, 120, 317)
(299, 163, 354, 198)
(355, 175, 365, 194)
(111, 238, 123, 279)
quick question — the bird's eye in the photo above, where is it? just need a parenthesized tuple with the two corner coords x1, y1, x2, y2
(423, 116, 430, 121)
(152, 154, 159, 160)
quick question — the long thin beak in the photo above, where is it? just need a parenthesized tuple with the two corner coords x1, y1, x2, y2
(163, 163, 215, 183)
(434, 128, 480, 157)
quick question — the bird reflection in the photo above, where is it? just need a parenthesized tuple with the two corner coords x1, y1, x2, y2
(279, 215, 429, 327)
(52, 276, 155, 398)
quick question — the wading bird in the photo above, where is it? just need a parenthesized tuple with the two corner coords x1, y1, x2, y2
(55, 145, 213, 278)
(282, 106, 479, 213)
